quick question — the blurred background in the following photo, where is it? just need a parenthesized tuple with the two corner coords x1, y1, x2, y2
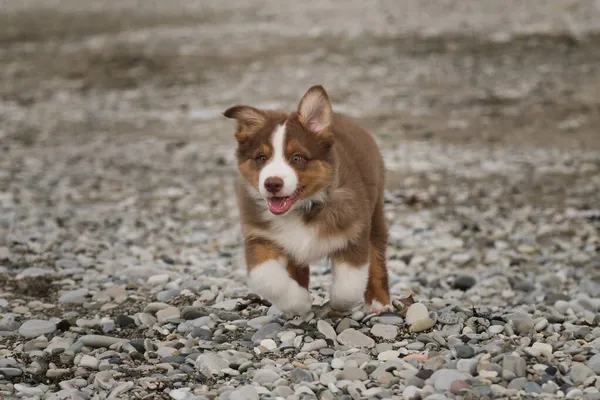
(1, 0, 599, 292)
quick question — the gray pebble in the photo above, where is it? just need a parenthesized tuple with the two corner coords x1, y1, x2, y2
(18, 319, 56, 338)
(290, 368, 313, 383)
(337, 329, 375, 348)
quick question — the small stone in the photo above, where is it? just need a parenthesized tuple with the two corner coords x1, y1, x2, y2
(507, 377, 528, 390)
(196, 353, 229, 377)
(409, 318, 435, 333)
(403, 385, 422, 400)
(566, 389, 584, 399)
(406, 303, 429, 325)
(260, 339, 277, 351)
(542, 381, 560, 394)
(371, 324, 398, 341)
(454, 345, 475, 359)
(156, 289, 180, 302)
(524, 381, 542, 394)
(438, 312, 459, 325)
(290, 368, 313, 383)
(79, 355, 99, 370)
(378, 350, 400, 361)
(372, 315, 404, 326)
(58, 288, 89, 305)
(506, 313, 534, 335)
(80, 335, 124, 348)
(213, 299, 240, 311)
(253, 369, 280, 385)
(115, 314, 136, 328)
(190, 327, 212, 340)
(430, 369, 471, 391)
(331, 358, 344, 369)
(337, 328, 375, 348)
(531, 342, 553, 357)
(502, 355, 526, 379)
(570, 362, 594, 384)
(229, 386, 259, 400)
(301, 339, 327, 352)
(342, 366, 368, 381)
(586, 353, 600, 374)
(453, 275, 476, 290)
(488, 325, 504, 334)
(450, 380, 470, 394)
(317, 320, 337, 342)
(156, 306, 180, 323)
(251, 323, 281, 344)
(18, 319, 56, 338)
(534, 318, 549, 331)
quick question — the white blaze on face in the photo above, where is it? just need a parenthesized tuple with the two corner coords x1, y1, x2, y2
(259, 123, 298, 198)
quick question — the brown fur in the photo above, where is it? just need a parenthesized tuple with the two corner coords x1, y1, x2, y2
(224, 85, 391, 312)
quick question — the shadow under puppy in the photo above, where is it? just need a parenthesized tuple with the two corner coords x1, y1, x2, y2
(224, 85, 391, 317)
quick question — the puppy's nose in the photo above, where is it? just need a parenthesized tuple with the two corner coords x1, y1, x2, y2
(264, 177, 284, 194)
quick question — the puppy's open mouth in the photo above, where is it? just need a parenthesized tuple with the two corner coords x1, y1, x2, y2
(267, 187, 304, 215)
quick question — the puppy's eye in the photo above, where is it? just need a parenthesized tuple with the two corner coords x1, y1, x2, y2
(291, 154, 304, 163)
(257, 155, 267, 163)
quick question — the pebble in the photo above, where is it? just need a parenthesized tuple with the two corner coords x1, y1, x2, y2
(570, 362, 594, 384)
(378, 350, 400, 361)
(531, 342, 553, 357)
(18, 319, 56, 338)
(229, 386, 259, 400)
(405, 303, 429, 325)
(196, 353, 229, 376)
(342, 367, 368, 381)
(454, 344, 475, 359)
(290, 368, 313, 383)
(453, 275, 476, 290)
(156, 306, 180, 323)
(59, 288, 89, 304)
(79, 355, 99, 369)
(524, 381, 543, 393)
(301, 338, 327, 352)
(371, 323, 398, 341)
(430, 369, 471, 391)
(410, 317, 435, 333)
(337, 329, 375, 348)
(317, 320, 337, 342)
(507, 313, 535, 335)
(403, 385, 422, 400)
(587, 353, 600, 374)
(80, 335, 124, 348)
(253, 369, 280, 385)
(260, 339, 277, 351)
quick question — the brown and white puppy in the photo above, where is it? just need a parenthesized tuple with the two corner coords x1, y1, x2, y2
(224, 85, 391, 316)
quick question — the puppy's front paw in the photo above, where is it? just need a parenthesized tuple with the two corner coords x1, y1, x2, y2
(273, 284, 313, 317)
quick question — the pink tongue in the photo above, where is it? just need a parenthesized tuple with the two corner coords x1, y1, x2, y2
(268, 197, 293, 215)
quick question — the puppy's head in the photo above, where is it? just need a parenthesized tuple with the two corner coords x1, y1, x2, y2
(224, 85, 336, 216)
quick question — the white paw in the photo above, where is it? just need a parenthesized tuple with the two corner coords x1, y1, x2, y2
(365, 300, 393, 315)
(248, 259, 312, 317)
(273, 284, 313, 317)
(330, 262, 369, 311)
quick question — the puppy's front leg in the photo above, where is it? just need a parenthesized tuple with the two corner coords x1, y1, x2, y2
(245, 237, 312, 317)
(329, 241, 370, 312)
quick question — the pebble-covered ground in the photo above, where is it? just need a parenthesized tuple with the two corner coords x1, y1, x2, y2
(1, 1, 600, 399)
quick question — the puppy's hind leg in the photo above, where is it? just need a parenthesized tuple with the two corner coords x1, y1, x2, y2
(364, 201, 392, 315)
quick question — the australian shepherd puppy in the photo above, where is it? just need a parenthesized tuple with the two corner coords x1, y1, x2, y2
(224, 85, 391, 317)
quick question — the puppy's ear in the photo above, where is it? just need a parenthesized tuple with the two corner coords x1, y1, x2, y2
(297, 85, 333, 136)
(223, 105, 267, 143)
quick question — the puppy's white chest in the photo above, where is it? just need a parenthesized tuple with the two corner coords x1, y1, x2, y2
(265, 214, 347, 265)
